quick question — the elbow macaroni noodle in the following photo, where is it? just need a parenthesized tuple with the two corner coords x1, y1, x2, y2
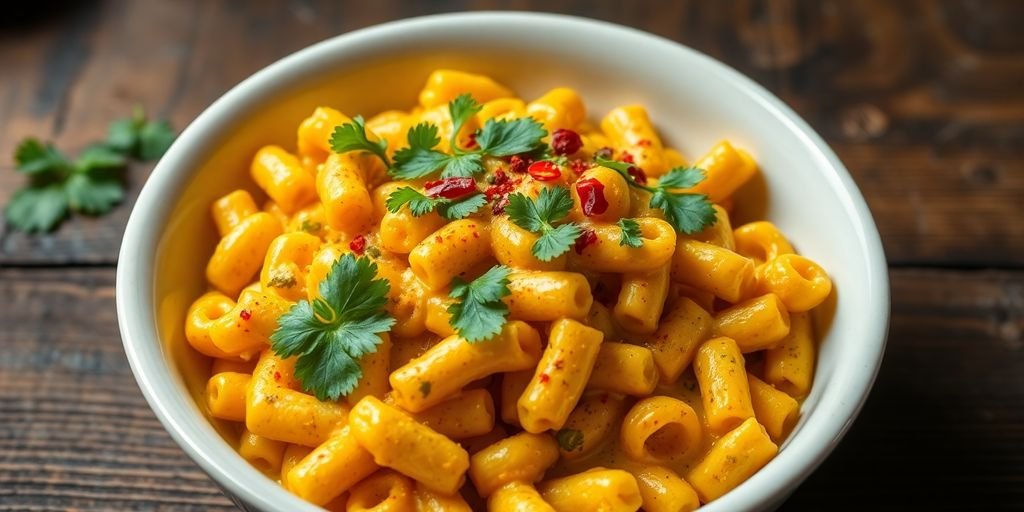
(184, 69, 835, 509)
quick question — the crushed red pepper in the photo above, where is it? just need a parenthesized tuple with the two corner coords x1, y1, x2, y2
(349, 235, 366, 255)
(551, 128, 583, 155)
(575, 178, 609, 216)
(239, 309, 252, 321)
(528, 160, 562, 181)
(508, 155, 531, 174)
(574, 228, 598, 254)
(425, 177, 477, 199)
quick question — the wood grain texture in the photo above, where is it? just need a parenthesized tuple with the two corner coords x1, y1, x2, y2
(1, 0, 1022, 265)
(0, 268, 1020, 509)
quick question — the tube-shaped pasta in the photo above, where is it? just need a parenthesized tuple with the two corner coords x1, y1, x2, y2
(317, 153, 374, 235)
(687, 204, 734, 250)
(388, 332, 440, 372)
(423, 294, 456, 338)
(526, 87, 586, 132)
(251, 145, 318, 214)
(210, 357, 256, 375)
(387, 269, 429, 339)
(748, 374, 800, 441)
(414, 482, 472, 512)
(185, 292, 237, 358)
(477, 98, 527, 124)
(209, 288, 290, 357)
(559, 392, 628, 461)
(347, 334, 391, 405)
(259, 232, 320, 301)
(211, 189, 258, 237)
(585, 302, 617, 340)
(670, 239, 755, 303)
(632, 465, 700, 512)
(764, 312, 815, 398)
(587, 342, 659, 396)
(238, 428, 286, 477)
(733, 221, 795, 265)
(687, 417, 778, 503)
(379, 209, 446, 254)
(601, 105, 667, 177)
(285, 425, 378, 506)
(280, 444, 313, 480)
(418, 69, 514, 109)
(491, 215, 567, 271)
(246, 352, 348, 447)
(297, 106, 349, 161)
(417, 103, 479, 151)
(489, 481, 556, 512)
(206, 372, 250, 422)
(518, 319, 604, 433)
(349, 396, 470, 495)
(346, 470, 415, 512)
(410, 388, 495, 440)
(571, 166, 631, 222)
(469, 432, 559, 497)
(571, 218, 676, 273)
(712, 294, 791, 353)
(389, 321, 542, 412)
(505, 271, 593, 322)
(409, 219, 492, 291)
(500, 370, 532, 426)
(305, 243, 345, 301)
(643, 297, 712, 384)
(286, 203, 331, 240)
(754, 254, 832, 312)
(613, 264, 671, 334)
(620, 396, 702, 463)
(539, 469, 643, 512)
(693, 337, 755, 434)
(207, 212, 283, 297)
(663, 148, 688, 168)
(365, 110, 410, 157)
(687, 141, 758, 203)
(263, 199, 289, 229)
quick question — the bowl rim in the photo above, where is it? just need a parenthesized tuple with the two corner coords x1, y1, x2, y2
(117, 11, 889, 511)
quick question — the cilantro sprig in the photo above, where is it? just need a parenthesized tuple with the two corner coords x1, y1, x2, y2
(596, 157, 716, 234)
(447, 265, 512, 343)
(385, 186, 487, 220)
(270, 254, 396, 401)
(505, 187, 582, 261)
(331, 94, 547, 180)
(617, 218, 644, 248)
(4, 107, 174, 233)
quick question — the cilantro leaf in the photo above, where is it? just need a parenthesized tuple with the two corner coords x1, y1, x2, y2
(437, 192, 487, 220)
(475, 117, 547, 157)
(392, 123, 451, 179)
(555, 428, 584, 452)
(448, 93, 482, 152)
(657, 166, 706, 189)
(74, 145, 127, 174)
(447, 265, 511, 343)
(4, 185, 68, 233)
(138, 120, 175, 160)
(105, 106, 175, 160)
(650, 190, 717, 235)
(270, 254, 395, 401)
(65, 173, 124, 215)
(15, 138, 71, 177)
(617, 218, 644, 248)
(330, 115, 391, 168)
(505, 187, 581, 261)
(386, 187, 439, 217)
(106, 118, 139, 153)
(441, 153, 483, 178)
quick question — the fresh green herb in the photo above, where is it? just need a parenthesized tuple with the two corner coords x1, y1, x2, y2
(419, 381, 432, 398)
(299, 219, 323, 234)
(341, 94, 547, 180)
(555, 428, 584, 452)
(447, 265, 512, 343)
(266, 269, 298, 289)
(270, 254, 395, 401)
(5, 108, 174, 233)
(329, 115, 391, 167)
(385, 186, 487, 220)
(596, 157, 716, 234)
(617, 218, 644, 248)
(505, 187, 582, 261)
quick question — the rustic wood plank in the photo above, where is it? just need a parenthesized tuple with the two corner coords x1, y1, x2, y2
(1, 266, 1021, 509)
(2, 0, 1022, 266)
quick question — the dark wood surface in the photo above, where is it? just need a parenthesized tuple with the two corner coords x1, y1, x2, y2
(1, 1, 1021, 510)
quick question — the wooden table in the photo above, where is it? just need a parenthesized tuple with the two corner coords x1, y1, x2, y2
(2, 1, 1022, 510)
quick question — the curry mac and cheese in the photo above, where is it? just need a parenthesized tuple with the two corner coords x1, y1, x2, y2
(186, 69, 833, 511)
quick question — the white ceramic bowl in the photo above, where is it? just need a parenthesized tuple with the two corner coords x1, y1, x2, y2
(117, 12, 889, 512)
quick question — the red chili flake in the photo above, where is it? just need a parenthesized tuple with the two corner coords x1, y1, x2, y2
(594, 146, 614, 160)
(239, 309, 252, 321)
(424, 177, 477, 199)
(508, 155, 531, 173)
(349, 235, 366, 255)
(576, 178, 609, 217)
(273, 371, 281, 382)
(574, 228, 598, 254)
(539, 373, 551, 384)
(627, 165, 648, 185)
(491, 195, 510, 215)
(465, 132, 478, 148)
(570, 158, 592, 176)
(620, 151, 635, 163)
(637, 139, 652, 147)
(528, 160, 562, 181)
(551, 129, 583, 156)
